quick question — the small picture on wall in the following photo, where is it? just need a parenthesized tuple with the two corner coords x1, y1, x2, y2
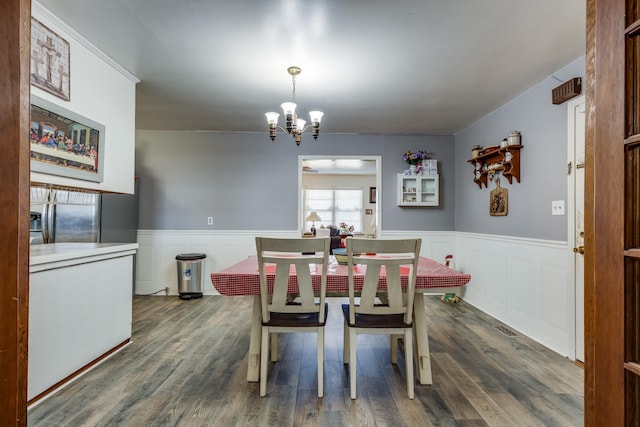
(31, 17, 71, 101)
(489, 178, 508, 216)
(369, 187, 377, 204)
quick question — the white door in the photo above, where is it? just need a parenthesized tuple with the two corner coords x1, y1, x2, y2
(568, 95, 585, 362)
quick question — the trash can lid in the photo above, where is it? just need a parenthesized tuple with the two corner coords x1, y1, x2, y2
(176, 253, 207, 261)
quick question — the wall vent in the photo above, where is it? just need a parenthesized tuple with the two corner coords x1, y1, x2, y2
(494, 324, 518, 337)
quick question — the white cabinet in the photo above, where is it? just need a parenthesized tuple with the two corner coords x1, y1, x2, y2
(397, 174, 439, 206)
(28, 243, 138, 401)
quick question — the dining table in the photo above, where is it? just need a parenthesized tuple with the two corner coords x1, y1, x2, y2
(210, 255, 471, 385)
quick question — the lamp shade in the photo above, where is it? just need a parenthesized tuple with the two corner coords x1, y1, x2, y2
(281, 102, 297, 115)
(265, 112, 279, 125)
(306, 211, 321, 222)
(309, 111, 324, 124)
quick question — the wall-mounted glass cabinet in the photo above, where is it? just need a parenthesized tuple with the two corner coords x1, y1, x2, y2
(396, 174, 439, 206)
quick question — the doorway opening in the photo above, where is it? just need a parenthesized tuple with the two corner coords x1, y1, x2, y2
(298, 156, 382, 237)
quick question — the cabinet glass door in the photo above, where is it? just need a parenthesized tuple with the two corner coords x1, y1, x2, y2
(420, 179, 436, 203)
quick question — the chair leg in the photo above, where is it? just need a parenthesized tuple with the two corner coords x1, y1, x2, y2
(271, 333, 278, 362)
(404, 328, 414, 399)
(349, 327, 357, 399)
(343, 321, 349, 364)
(317, 328, 324, 398)
(390, 334, 399, 364)
(260, 327, 269, 397)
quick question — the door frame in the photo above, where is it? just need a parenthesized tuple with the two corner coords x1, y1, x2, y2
(0, 0, 31, 423)
(566, 94, 585, 361)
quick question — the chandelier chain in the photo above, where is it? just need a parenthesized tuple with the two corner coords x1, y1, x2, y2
(291, 74, 297, 104)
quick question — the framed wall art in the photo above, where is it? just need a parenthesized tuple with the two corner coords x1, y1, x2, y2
(31, 17, 71, 101)
(489, 178, 508, 216)
(369, 187, 377, 204)
(30, 95, 105, 182)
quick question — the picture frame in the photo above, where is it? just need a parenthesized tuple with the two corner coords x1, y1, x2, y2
(31, 18, 71, 101)
(489, 179, 508, 216)
(30, 95, 105, 183)
(369, 187, 377, 204)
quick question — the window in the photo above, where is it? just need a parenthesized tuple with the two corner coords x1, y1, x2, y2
(304, 188, 363, 232)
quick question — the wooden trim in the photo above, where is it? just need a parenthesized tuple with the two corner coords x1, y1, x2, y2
(584, 0, 596, 423)
(624, 362, 640, 376)
(624, 133, 640, 146)
(624, 248, 640, 258)
(585, 0, 628, 425)
(625, 17, 640, 36)
(0, 0, 32, 425)
(27, 339, 130, 406)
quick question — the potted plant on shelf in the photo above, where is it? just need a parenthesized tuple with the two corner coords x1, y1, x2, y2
(403, 150, 430, 174)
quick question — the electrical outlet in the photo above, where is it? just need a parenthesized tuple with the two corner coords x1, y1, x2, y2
(552, 200, 565, 216)
(207, 217, 213, 226)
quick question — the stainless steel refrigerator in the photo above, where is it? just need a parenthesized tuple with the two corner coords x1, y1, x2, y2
(30, 185, 138, 245)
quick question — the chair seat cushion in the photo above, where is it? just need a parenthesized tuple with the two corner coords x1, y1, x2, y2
(341, 304, 412, 328)
(263, 303, 328, 327)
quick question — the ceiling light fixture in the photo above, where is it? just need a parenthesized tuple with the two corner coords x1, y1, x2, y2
(265, 66, 324, 146)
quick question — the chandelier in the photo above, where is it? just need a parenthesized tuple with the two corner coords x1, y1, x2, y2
(265, 66, 324, 146)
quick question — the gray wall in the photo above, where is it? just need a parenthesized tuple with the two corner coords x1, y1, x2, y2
(454, 56, 585, 241)
(136, 56, 584, 238)
(135, 132, 455, 231)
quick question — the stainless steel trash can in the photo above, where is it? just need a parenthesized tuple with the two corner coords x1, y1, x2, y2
(176, 253, 206, 299)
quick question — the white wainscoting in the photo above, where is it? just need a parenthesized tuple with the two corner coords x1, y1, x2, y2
(135, 230, 573, 358)
(136, 230, 298, 296)
(455, 232, 571, 358)
(135, 230, 457, 296)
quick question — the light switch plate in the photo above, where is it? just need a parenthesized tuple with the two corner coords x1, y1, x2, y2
(552, 200, 565, 216)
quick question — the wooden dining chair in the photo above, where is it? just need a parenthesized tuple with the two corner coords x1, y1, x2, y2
(342, 237, 421, 399)
(255, 236, 330, 397)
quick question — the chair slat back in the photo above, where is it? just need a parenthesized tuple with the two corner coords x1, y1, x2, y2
(346, 238, 421, 325)
(256, 237, 330, 323)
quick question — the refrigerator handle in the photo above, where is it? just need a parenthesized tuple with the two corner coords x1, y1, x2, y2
(43, 203, 54, 243)
(41, 203, 48, 243)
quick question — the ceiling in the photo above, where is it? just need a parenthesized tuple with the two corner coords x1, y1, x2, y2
(37, 0, 585, 135)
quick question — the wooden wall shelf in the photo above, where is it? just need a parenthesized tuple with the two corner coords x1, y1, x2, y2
(467, 145, 523, 189)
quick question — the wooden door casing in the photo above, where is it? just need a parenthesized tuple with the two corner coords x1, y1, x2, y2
(586, 0, 640, 424)
(0, 0, 32, 425)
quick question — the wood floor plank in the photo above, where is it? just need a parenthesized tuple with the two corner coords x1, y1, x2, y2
(427, 352, 483, 421)
(27, 295, 584, 426)
(434, 352, 521, 426)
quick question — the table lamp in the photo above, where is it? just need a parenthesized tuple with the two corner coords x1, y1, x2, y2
(305, 211, 322, 235)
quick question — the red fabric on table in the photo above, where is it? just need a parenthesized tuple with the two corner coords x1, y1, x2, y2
(211, 255, 471, 296)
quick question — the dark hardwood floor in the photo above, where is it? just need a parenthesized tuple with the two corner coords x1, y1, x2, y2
(28, 295, 583, 426)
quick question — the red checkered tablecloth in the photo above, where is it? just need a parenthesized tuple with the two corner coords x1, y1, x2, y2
(211, 255, 471, 296)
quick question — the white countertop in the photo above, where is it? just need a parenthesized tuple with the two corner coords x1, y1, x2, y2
(30, 243, 139, 271)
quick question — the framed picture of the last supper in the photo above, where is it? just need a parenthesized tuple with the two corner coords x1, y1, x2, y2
(30, 95, 105, 183)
